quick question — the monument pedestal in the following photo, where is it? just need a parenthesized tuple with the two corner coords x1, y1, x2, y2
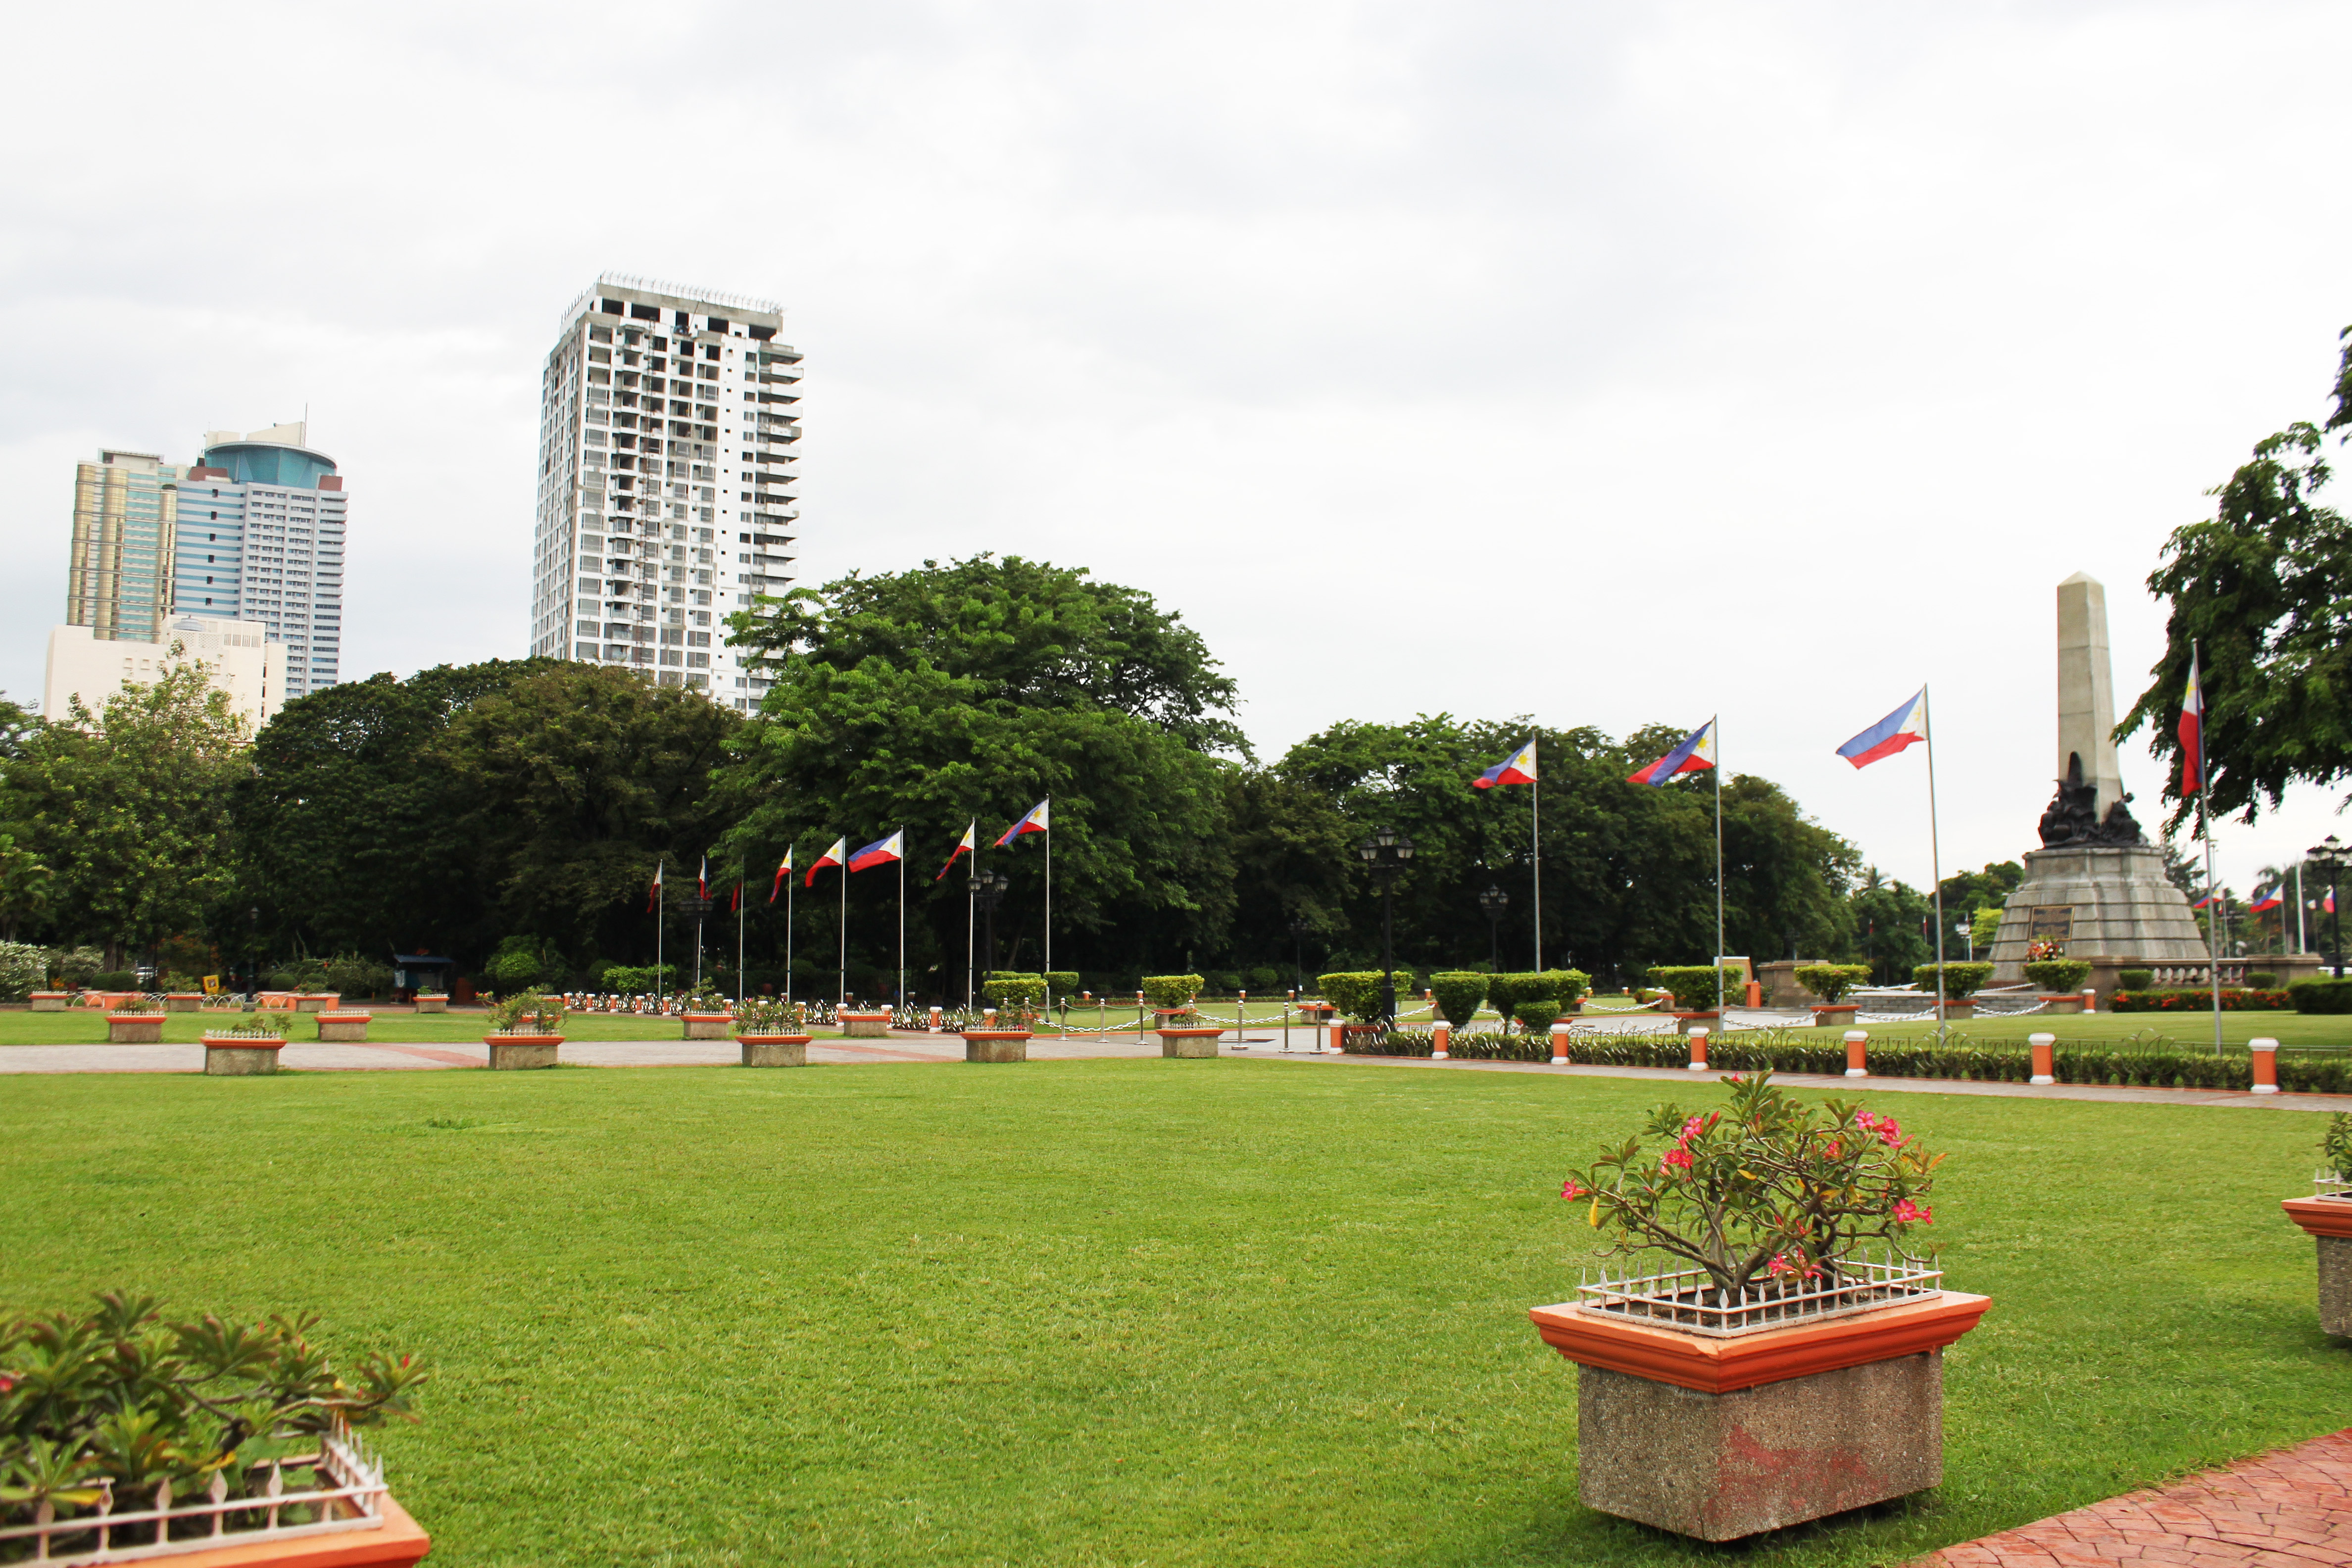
(1989, 844, 2207, 987)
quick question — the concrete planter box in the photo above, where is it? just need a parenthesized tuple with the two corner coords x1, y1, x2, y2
(739, 1032, 812, 1067)
(1809, 1004, 1859, 1029)
(2039, 994, 2084, 1014)
(292, 993, 340, 1014)
(486, 1032, 563, 1070)
(1530, 1291, 1992, 1541)
(1671, 1011, 1719, 1036)
(106, 1011, 165, 1043)
(29, 991, 70, 1012)
(1938, 1001, 1976, 1020)
(682, 1011, 733, 1040)
(315, 1011, 372, 1042)
(165, 992, 207, 1013)
(87, 991, 138, 1010)
(413, 995, 447, 1013)
(1158, 1026, 1225, 1059)
(838, 1009, 892, 1038)
(10, 1468, 431, 1567)
(202, 1035, 288, 1075)
(2282, 1196, 2352, 1336)
(962, 1029, 1032, 1062)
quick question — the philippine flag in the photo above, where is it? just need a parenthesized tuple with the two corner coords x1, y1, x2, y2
(849, 829, 905, 873)
(1473, 738, 1538, 789)
(1629, 720, 1717, 786)
(996, 799, 1050, 847)
(2251, 886, 2283, 913)
(804, 837, 846, 887)
(646, 857, 664, 912)
(2177, 648, 2205, 794)
(768, 848, 793, 904)
(2192, 892, 2223, 909)
(937, 821, 976, 882)
(2329, 888, 2338, 916)
(697, 856, 709, 900)
(1837, 689, 1928, 769)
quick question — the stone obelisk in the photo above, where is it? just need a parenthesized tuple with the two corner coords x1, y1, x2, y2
(1988, 574, 2207, 990)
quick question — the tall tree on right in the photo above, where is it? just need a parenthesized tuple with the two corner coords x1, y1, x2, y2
(2118, 325, 2352, 826)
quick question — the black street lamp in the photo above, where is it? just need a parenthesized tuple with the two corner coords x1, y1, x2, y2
(974, 869, 1010, 980)
(1477, 883, 1509, 972)
(246, 906, 260, 999)
(1287, 912, 1319, 994)
(2309, 835, 2349, 978)
(1356, 827, 1416, 1026)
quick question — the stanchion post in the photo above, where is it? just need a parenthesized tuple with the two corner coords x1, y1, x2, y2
(1328, 1021, 1344, 1055)
(2251, 1036, 2279, 1095)
(1687, 1025, 1709, 1072)
(1236, 989, 1247, 1048)
(1433, 1022, 1450, 1060)
(1844, 1029, 1868, 1078)
(2081, 985, 2098, 1015)
(1549, 1021, 1570, 1067)
(2029, 1031, 2055, 1086)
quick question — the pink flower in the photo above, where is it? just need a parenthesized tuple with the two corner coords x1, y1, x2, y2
(1855, 1111, 1879, 1131)
(1562, 1179, 1586, 1201)
(1895, 1199, 1932, 1225)
(1660, 1147, 1693, 1173)
(1877, 1121, 1902, 1147)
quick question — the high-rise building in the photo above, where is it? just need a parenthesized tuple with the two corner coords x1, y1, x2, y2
(529, 275, 802, 709)
(68, 450, 182, 643)
(175, 423, 348, 701)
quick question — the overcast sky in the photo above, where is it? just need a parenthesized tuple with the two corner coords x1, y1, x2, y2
(3, 0, 2347, 926)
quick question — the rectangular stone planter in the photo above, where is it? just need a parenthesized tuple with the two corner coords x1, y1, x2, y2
(486, 1033, 563, 1069)
(414, 995, 447, 1013)
(316, 1011, 372, 1042)
(292, 993, 340, 1013)
(1672, 1011, 1719, 1035)
(1159, 1027, 1224, 1058)
(2281, 1196, 2352, 1336)
(203, 1037, 287, 1075)
(106, 1012, 165, 1043)
(1810, 1005, 1858, 1029)
(839, 1010, 892, 1038)
(1530, 1292, 1991, 1541)
(963, 1029, 1031, 1062)
(28, 991, 69, 1012)
(165, 992, 206, 1013)
(1941, 1001, 1976, 1020)
(2039, 994, 2084, 1014)
(740, 1033, 812, 1067)
(683, 1012, 733, 1040)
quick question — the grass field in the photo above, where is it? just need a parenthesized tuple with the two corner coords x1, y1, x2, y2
(3, 1059, 2346, 1566)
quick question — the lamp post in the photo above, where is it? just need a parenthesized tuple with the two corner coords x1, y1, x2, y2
(246, 906, 259, 1000)
(973, 869, 1009, 980)
(2309, 835, 2349, 978)
(1288, 912, 1318, 994)
(1356, 827, 1416, 1027)
(1478, 883, 1510, 972)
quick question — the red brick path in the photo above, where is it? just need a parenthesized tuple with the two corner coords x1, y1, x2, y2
(1923, 1428, 2352, 1566)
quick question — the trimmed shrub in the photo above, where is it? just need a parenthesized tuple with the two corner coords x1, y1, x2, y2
(982, 975, 1046, 1011)
(325, 954, 394, 998)
(2245, 971, 2278, 989)
(1792, 963, 1870, 1005)
(1044, 971, 1079, 997)
(0, 941, 46, 1001)
(1487, 970, 1592, 1016)
(1648, 966, 1733, 1012)
(1913, 962, 1996, 999)
(1246, 966, 1280, 990)
(2022, 958, 2091, 993)
(2110, 988, 2289, 1012)
(2290, 977, 2352, 1014)
(91, 969, 138, 992)
(1140, 973, 1204, 1012)
(1448, 1029, 1554, 1062)
(2118, 968, 2155, 991)
(1428, 972, 1490, 1028)
(1316, 972, 1390, 1021)
(1514, 999, 1563, 1033)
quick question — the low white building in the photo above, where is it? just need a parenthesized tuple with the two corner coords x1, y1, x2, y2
(43, 614, 287, 732)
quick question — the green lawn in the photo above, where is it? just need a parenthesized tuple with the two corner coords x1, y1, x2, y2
(2, 1061, 2346, 1565)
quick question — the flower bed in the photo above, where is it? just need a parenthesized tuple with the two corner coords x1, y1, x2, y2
(2110, 987, 2290, 1012)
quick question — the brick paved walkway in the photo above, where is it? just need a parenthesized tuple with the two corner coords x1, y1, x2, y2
(1922, 1428, 2352, 1565)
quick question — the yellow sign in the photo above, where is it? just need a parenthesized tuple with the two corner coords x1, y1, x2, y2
(202, 975, 221, 994)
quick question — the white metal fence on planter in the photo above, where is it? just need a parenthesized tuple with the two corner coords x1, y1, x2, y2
(1574, 1253, 1943, 1337)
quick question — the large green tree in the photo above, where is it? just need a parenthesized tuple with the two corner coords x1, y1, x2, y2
(3, 665, 250, 962)
(720, 556, 1243, 993)
(2119, 326, 2352, 825)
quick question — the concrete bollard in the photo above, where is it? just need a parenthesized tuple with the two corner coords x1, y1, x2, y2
(2029, 1031, 2056, 1086)
(2252, 1036, 2280, 1095)
(1328, 1021, 1344, 1056)
(1844, 1029, 1867, 1078)
(1549, 1022, 1571, 1066)
(2081, 986, 2098, 1015)
(928, 1005, 942, 1032)
(1687, 1026, 1709, 1072)
(1746, 980, 1763, 1008)
(1432, 1022, 1450, 1060)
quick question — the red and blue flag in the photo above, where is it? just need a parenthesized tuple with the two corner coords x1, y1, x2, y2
(804, 837, 846, 887)
(937, 821, 976, 882)
(2177, 648, 2206, 794)
(1629, 720, 1716, 786)
(996, 800, 1049, 847)
(2251, 886, 2282, 913)
(1837, 689, 1928, 769)
(849, 830, 904, 873)
(1473, 738, 1538, 789)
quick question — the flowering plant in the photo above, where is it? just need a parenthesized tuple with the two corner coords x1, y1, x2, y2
(2027, 938, 2066, 960)
(1559, 1072, 1943, 1298)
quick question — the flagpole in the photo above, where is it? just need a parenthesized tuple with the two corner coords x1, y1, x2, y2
(838, 848, 847, 1007)
(785, 855, 794, 1007)
(736, 858, 745, 1009)
(1531, 742, 1543, 972)
(1714, 714, 1724, 991)
(655, 858, 665, 1007)
(898, 831, 906, 1015)
(2299, 863, 2307, 955)
(2194, 641, 2221, 1055)
(1925, 686, 1947, 1043)
(967, 840, 977, 1012)
(1044, 797, 1053, 1022)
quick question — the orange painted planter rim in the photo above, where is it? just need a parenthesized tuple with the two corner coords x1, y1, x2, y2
(315, 1012, 372, 1021)
(166, 991, 209, 998)
(837, 1010, 892, 1018)
(111, 1492, 429, 1568)
(2281, 1196, 2352, 1239)
(683, 1012, 734, 1021)
(483, 1033, 565, 1045)
(1810, 1004, 1859, 1012)
(203, 1035, 288, 1046)
(1156, 1026, 1226, 1036)
(736, 1032, 814, 1043)
(106, 1011, 166, 1021)
(960, 1029, 1034, 1040)
(1528, 1289, 1992, 1394)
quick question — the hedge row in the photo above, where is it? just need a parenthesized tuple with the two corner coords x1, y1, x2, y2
(1344, 1030, 2352, 1093)
(2109, 988, 2290, 1013)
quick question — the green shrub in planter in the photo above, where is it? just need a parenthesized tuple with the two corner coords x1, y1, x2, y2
(1792, 963, 1870, 1005)
(1514, 999, 1563, 1033)
(2118, 968, 2155, 991)
(1045, 971, 1079, 997)
(982, 975, 1046, 1011)
(1913, 961, 1996, 999)
(2290, 977, 2352, 1014)
(1140, 974, 1204, 1012)
(1648, 966, 1733, 1012)
(1317, 972, 1393, 1022)
(1429, 972, 1490, 1028)
(90, 969, 138, 992)
(1247, 966, 1280, 990)
(1487, 969, 1592, 1016)
(2022, 958, 2092, 993)
(2246, 971, 2278, 989)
